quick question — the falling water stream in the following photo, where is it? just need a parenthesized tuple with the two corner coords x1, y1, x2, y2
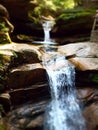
(42, 20, 55, 42)
(43, 56, 85, 130)
(42, 20, 85, 130)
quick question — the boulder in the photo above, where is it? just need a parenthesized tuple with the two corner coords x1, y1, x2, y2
(9, 83, 49, 106)
(77, 87, 98, 130)
(58, 41, 98, 70)
(0, 0, 37, 22)
(7, 99, 47, 130)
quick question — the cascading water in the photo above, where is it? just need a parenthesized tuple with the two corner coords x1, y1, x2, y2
(43, 54, 85, 130)
(42, 20, 55, 42)
(42, 18, 85, 130)
(33, 17, 57, 45)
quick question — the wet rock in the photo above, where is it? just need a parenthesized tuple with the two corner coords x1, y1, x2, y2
(0, 93, 11, 113)
(0, 43, 42, 90)
(8, 64, 47, 89)
(7, 100, 47, 130)
(9, 83, 49, 106)
(76, 70, 98, 87)
(9, 50, 41, 68)
(0, 42, 98, 130)
(77, 87, 98, 104)
(77, 87, 98, 130)
(1, 42, 98, 71)
(0, 0, 37, 23)
(8, 43, 41, 68)
(0, 42, 98, 92)
(83, 102, 98, 130)
(58, 42, 98, 58)
(26, 115, 44, 130)
(3, 87, 98, 130)
(58, 42, 98, 71)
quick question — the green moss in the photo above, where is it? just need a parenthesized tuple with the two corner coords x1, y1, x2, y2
(0, 54, 10, 90)
(0, 54, 4, 70)
(0, 17, 9, 33)
(89, 74, 98, 83)
(0, 125, 5, 130)
(57, 8, 96, 21)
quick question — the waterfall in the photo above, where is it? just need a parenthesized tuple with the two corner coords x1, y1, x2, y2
(42, 20, 55, 43)
(43, 54, 85, 130)
(42, 21, 51, 42)
(33, 17, 57, 45)
(41, 18, 85, 130)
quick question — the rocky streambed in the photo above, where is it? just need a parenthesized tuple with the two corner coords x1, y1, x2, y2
(0, 41, 98, 130)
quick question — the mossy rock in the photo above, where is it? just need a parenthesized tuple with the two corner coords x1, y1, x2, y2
(76, 70, 98, 87)
(56, 8, 96, 21)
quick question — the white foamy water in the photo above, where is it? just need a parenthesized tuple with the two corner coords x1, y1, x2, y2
(42, 20, 55, 42)
(43, 54, 85, 130)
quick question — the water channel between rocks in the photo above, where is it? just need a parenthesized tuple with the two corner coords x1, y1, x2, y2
(42, 19, 86, 130)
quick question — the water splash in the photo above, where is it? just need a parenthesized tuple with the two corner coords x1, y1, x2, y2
(43, 54, 85, 130)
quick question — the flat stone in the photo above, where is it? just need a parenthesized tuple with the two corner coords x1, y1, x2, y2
(8, 63, 46, 89)
(70, 58, 98, 70)
(58, 42, 98, 58)
(9, 83, 49, 106)
(58, 42, 98, 70)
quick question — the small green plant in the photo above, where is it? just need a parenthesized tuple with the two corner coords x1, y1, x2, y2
(0, 54, 5, 70)
(0, 75, 4, 80)
(0, 125, 5, 130)
(13, 51, 18, 58)
(89, 74, 98, 83)
(0, 104, 3, 112)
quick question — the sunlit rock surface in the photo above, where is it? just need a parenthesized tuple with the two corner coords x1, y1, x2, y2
(0, 41, 97, 90)
(0, 41, 98, 89)
(58, 42, 98, 70)
(0, 41, 98, 91)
